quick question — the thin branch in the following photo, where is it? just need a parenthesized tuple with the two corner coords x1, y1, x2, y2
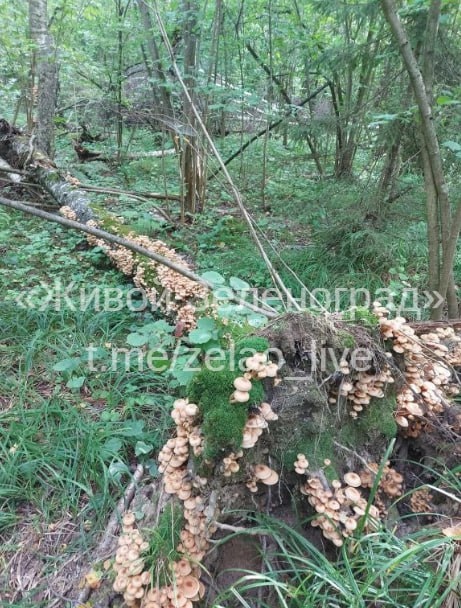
(152, 1, 301, 312)
(209, 81, 330, 179)
(76, 464, 145, 605)
(79, 184, 180, 202)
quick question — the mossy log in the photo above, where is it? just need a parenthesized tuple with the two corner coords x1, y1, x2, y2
(0, 118, 94, 221)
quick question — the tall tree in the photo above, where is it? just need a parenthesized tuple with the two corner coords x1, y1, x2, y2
(181, 0, 205, 216)
(381, 0, 459, 319)
(29, 0, 58, 157)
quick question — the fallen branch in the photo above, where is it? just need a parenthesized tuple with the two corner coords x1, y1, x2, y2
(75, 464, 145, 606)
(409, 320, 461, 333)
(0, 194, 277, 318)
(208, 81, 330, 180)
(78, 184, 180, 202)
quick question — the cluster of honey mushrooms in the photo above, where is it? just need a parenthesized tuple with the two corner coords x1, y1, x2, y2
(60, 206, 208, 330)
(109, 341, 281, 607)
(60, 207, 460, 600)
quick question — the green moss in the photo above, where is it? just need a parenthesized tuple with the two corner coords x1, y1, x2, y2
(235, 336, 270, 360)
(284, 431, 337, 478)
(338, 393, 397, 448)
(96, 210, 132, 237)
(188, 367, 265, 460)
(188, 368, 236, 409)
(143, 503, 183, 584)
(359, 394, 397, 439)
(248, 381, 264, 406)
(343, 307, 379, 328)
(338, 330, 356, 349)
(201, 404, 248, 459)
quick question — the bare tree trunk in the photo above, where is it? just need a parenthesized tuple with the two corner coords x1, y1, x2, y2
(136, 0, 174, 120)
(181, 0, 205, 216)
(29, 0, 58, 157)
(381, 0, 458, 319)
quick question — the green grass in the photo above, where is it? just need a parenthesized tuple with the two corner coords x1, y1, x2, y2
(0, 213, 174, 537)
(212, 516, 459, 608)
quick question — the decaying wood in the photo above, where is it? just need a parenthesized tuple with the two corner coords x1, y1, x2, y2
(409, 320, 461, 333)
(0, 158, 22, 183)
(75, 464, 145, 606)
(0, 194, 277, 318)
(0, 120, 95, 222)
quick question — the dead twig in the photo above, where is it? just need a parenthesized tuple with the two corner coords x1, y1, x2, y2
(74, 464, 144, 606)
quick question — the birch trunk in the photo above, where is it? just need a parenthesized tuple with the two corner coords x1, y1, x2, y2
(29, 0, 58, 158)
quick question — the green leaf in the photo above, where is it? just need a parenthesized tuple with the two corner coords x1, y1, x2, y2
(436, 96, 460, 106)
(188, 328, 213, 344)
(66, 376, 85, 389)
(196, 317, 217, 331)
(101, 437, 123, 458)
(135, 441, 154, 456)
(146, 459, 159, 477)
(247, 315, 268, 327)
(230, 276, 250, 290)
(442, 140, 461, 152)
(117, 420, 145, 437)
(126, 333, 149, 346)
(108, 461, 130, 482)
(201, 270, 226, 286)
(152, 320, 175, 332)
(53, 357, 81, 372)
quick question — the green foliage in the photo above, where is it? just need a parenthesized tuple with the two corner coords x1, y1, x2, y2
(213, 516, 458, 608)
(142, 503, 183, 583)
(0, 216, 173, 533)
(342, 307, 379, 327)
(187, 336, 268, 459)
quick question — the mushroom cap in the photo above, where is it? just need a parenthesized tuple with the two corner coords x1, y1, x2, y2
(262, 471, 279, 485)
(234, 377, 252, 392)
(178, 575, 200, 599)
(232, 390, 250, 403)
(344, 472, 362, 488)
(253, 464, 273, 480)
(245, 356, 261, 370)
(174, 558, 192, 577)
(185, 403, 199, 417)
(265, 363, 278, 377)
(344, 486, 361, 502)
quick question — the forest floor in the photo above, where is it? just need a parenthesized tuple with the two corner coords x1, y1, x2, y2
(1, 128, 460, 607)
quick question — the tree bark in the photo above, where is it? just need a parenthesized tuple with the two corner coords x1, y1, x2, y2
(181, 0, 204, 217)
(29, 0, 58, 158)
(136, 0, 174, 120)
(381, 0, 458, 319)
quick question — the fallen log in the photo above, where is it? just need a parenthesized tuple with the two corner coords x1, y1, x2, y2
(0, 157, 22, 183)
(0, 119, 94, 222)
(409, 320, 461, 333)
(0, 194, 277, 319)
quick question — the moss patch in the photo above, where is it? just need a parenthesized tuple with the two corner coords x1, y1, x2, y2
(338, 392, 397, 449)
(285, 431, 336, 475)
(188, 364, 266, 460)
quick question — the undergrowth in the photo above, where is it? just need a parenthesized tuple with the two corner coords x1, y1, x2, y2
(213, 516, 459, 608)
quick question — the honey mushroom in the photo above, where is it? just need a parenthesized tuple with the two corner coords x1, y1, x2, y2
(294, 453, 309, 475)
